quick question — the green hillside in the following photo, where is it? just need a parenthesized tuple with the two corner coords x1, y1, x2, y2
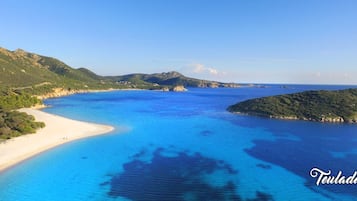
(0, 47, 244, 93)
(228, 88, 357, 123)
(108, 71, 242, 88)
(0, 47, 123, 139)
(0, 47, 123, 95)
(0, 46, 245, 139)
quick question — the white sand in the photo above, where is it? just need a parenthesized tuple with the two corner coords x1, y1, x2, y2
(0, 108, 114, 172)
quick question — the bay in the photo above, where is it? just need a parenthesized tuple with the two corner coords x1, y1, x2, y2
(0, 85, 356, 201)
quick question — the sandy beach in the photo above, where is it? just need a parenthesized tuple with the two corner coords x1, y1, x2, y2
(0, 108, 114, 172)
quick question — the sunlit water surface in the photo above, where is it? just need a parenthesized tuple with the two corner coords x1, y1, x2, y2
(1, 85, 357, 201)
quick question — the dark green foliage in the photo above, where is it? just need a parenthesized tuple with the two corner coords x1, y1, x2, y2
(0, 109, 45, 139)
(228, 88, 357, 123)
(0, 91, 44, 139)
(0, 92, 42, 110)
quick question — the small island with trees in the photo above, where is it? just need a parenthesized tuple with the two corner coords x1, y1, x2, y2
(227, 88, 357, 123)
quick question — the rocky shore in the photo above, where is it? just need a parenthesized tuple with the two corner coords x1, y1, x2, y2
(36, 88, 120, 99)
(232, 111, 354, 124)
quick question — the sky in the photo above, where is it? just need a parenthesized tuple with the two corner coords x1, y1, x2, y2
(1, 0, 356, 84)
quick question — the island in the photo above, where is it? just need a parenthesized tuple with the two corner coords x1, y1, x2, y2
(227, 88, 357, 123)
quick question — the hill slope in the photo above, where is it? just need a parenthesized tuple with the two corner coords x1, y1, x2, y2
(0, 47, 120, 95)
(0, 46, 246, 139)
(107, 71, 242, 88)
(1, 47, 243, 94)
(0, 47, 121, 140)
(227, 88, 357, 123)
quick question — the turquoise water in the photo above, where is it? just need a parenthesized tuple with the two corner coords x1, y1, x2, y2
(1, 86, 357, 201)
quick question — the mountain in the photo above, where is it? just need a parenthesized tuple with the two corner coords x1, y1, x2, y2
(227, 88, 357, 123)
(0, 46, 246, 139)
(0, 47, 119, 139)
(107, 71, 242, 88)
(0, 47, 122, 95)
(0, 47, 244, 95)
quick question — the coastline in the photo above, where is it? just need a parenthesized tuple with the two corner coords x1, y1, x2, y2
(229, 111, 353, 124)
(0, 108, 115, 172)
(35, 86, 193, 100)
(35, 88, 143, 99)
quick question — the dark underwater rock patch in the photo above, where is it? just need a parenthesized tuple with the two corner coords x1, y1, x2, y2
(103, 147, 274, 201)
(247, 191, 274, 201)
(106, 147, 240, 200)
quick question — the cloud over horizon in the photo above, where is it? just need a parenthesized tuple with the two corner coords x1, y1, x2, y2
(191, 63, 219, 75)
(180, 63, 227, 81)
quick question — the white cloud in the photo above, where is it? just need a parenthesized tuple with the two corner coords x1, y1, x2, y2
(208, 68, 218, 75)
(178, 63, 229, 81)
(190, 63, 220, 76)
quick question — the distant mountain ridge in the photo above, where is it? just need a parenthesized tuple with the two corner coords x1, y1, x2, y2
(0, 47, 243, 95)
(107, 71, 241, 88)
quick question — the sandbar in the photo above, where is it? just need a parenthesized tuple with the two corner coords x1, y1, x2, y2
(0, 108, 114, 172)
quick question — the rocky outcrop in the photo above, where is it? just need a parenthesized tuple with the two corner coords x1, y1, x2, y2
(36, 88, 117, 99)
(270, 115, 298, 120)
(36, 88, 86, 99)
(320, 116, 345, 123)
(160, 85, 187, 92)
(162, 87, 170, 92)
(270, 115, 345, 123)
(171, 85, 187, 92)
(244, 114, 348, 123)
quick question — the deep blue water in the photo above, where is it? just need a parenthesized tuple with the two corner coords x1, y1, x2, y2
(1, 85, 357, 201)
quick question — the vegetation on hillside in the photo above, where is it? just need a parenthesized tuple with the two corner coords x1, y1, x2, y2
(0, 46, 246, 139)
(0, 109, 45, 140)
(228, 88, 357, 123)
(0, 47, 170, 139)
(0, 47, 244, 93)
(107, 71, 243, 88)
(0, 47, 127, 95)
(0, 91, 42, 110)
(0, 46, 131, 139)
(0, 90, 45, 140)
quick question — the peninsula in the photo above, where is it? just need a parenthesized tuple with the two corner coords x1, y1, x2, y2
(228, 88, 357, 123)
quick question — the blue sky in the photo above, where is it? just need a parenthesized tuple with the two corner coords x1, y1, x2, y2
(1, 0, 356, 84)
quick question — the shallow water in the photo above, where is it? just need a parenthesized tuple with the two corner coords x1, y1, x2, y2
(1, 85, 357, 201)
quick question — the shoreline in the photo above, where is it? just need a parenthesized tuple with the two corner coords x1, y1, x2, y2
(0, 108, 115, 172)
(229, 111, 355, 124)
(35, 87, 145, 100)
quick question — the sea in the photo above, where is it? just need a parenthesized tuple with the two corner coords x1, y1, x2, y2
(0, 85, 357, 201)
